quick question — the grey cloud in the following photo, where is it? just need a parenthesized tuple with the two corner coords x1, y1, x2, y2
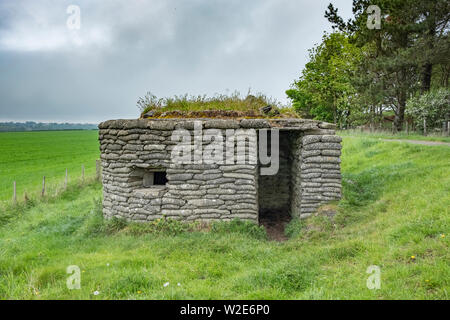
(0, 0, 352, 123)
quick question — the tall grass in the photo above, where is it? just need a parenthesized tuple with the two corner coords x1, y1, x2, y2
(137, 91, 298, 118)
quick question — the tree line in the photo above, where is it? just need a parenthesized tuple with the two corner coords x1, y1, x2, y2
(0, 122, 98, 132)
(287, 0, 449, 132)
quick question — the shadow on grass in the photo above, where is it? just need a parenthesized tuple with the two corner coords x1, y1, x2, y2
(341, 162, 414, 208)
(334, 161, 415, 228)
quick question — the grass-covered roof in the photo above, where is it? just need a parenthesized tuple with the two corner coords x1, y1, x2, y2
(137, 92, 299, 119)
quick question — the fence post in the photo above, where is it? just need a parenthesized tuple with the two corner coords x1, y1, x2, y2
(65, 169, 68, 189)
(42, 176, 46, 197)
(13, 181, 17, 204)
(96, 160, 101, 181)
(82, 165, 85, 184)
(447, 121, 450, 137)
(423, 119, 427, 136)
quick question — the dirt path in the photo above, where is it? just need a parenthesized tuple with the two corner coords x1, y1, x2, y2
(382, 139, 450, 147)
(260, 214, 291, 242)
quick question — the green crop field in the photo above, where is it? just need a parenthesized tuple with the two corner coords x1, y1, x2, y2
(0, 131, 100, 202)
(0, 135, 448, 299)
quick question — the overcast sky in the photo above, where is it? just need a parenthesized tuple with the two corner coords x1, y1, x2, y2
(0, 0, 352, 123)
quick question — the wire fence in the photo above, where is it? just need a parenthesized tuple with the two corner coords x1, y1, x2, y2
(6, 160, 102, 206)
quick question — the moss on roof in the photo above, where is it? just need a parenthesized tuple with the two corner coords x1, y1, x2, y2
(137, 92, 299, 119)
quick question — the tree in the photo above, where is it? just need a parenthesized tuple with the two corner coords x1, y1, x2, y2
(410, 1, 450, 93)
(325, 0, 450, 131)
(406, 88, 450, 132)
(286, 32, 362, 127)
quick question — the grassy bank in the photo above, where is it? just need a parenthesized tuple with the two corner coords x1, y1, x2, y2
(0, 130, 100, 201)
(0, 137, 448, 299)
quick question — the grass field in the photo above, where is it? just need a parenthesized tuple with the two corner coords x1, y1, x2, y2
(0, 133, 448, 299)
(0, 131, 100, 201)
(339, 129, 450, 143)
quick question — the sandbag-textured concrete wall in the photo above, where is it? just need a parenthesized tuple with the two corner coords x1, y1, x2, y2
(99, 122, 259, 222)
(98, 119, 342, 223)
(297, 135, 342, 218)
(290, 133, 303, 217)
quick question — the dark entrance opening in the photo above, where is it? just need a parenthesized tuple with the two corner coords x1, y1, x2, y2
(258, 131, 299, 241)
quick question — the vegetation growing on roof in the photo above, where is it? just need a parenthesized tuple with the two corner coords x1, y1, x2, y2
(137, 91, 299, 119)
